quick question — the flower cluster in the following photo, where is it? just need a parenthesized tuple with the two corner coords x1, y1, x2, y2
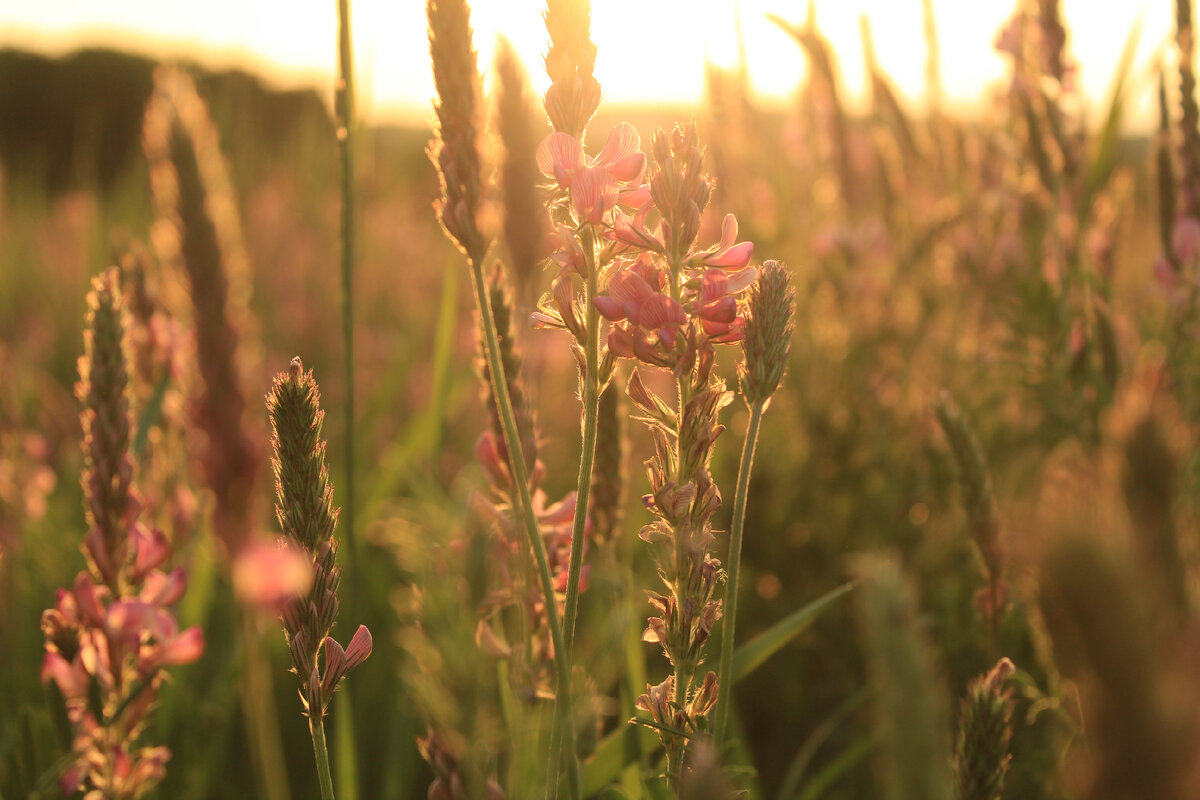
(41, 268, 203, 798)
(532, 122, 755, 374)
(534, 119, 758, 782)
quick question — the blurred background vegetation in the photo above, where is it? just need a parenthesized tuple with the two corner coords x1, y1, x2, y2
(2, 0, 1199, 796)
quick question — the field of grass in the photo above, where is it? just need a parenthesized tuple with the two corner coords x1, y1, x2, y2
(2, 1, 1199, 798)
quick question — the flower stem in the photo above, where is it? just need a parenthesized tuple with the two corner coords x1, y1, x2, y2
(336, 0, 357, 569)
(469, 257, 581, 800)
(310, 714, 337, 800)
(713, 400, 765, 748)
(562, 225, 601, 648)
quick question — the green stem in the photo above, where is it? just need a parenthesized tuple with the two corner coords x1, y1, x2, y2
(562, 226, 601, 648)
(310, 714, 337, 800)
(336, 0, 357, 568)
(713, 400, 765, 748)
(239, 611, 291, 800)
(469, 258, 581, 800)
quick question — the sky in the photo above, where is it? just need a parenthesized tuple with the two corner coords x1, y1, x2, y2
(0, 0, 1175, 130)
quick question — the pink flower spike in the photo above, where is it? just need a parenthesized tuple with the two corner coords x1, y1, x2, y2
(595, 122, 646, 183)
(344, 625, 373, 668)
(232, 540, 315, 610)
(157, 626, 204, 667)
(536, 132, 584, 188)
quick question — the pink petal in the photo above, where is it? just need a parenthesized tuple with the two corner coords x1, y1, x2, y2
(344, 625, 373, 668)
(699, 296, 737, 324)
(705, 240, 754, 270)
(536, 132, 584, 185)
(594, 294, 628, 322)
(596, 122, 644, 181)
(141, 566, 187, 606)
(157, 626, 204, 666)
(699, 270, 730, 305)
(727, 266, 758, 293)
(131, 525, 171, 578)
(108, 600, 176, 640)
(617, 183, 653, 209)
(636, 295, 687, 330)
(719, 213, 740, 247)
(41, 652, 88, 697)
(608, 325, 636, 358)
(72, 572, 105, 626)
(571, 167, 619, 224)
(538, 492, 578, 526)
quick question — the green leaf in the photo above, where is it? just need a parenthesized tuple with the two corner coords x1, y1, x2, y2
(584, 724, 660, 796)
(582, 583, 853, 795)
(794, 734, 878, 800)
(733, 582, 855, 682)
(777, 688, 870, 800)
(1083, 17, 1142, 214)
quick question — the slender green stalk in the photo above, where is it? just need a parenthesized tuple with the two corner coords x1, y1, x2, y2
(336, 0, 357, 566)
(713, 401, 765, 748)
(469, 258, 581, 800)
(239, 611, 291, 800)
(562, 225, 601, 648)
(310, 714, 337, 800)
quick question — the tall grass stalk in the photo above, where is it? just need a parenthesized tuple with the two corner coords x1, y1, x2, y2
(715, 260, 793, 749)
(428, 0, 580, 790)
(712, 401, 762, 748)
(336, 0, 357, 566)
(334, 8, 361, 796)
(561, 224, 600, 649)
(470, 258, 581, 798)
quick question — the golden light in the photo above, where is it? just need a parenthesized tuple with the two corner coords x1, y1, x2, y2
(0, 0, 1176, 129)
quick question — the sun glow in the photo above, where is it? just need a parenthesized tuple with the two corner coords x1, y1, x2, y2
(0, 0, 1175, 128)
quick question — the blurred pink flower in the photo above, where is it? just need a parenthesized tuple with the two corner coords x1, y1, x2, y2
(232, 539, 315, 610)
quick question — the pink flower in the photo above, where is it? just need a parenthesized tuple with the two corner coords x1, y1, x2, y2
(694, 268, 756, 342)
(232, 540, 315, 610)
(152, 626, 205, 668)
(690, 213, 754, 270)
(608, 204, 664, 253)
(129, 525, 171, 583)
(537, 123, 647, 224)
(596, 258, 687, 347)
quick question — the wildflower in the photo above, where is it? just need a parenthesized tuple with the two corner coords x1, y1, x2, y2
(42, 268, 203, 799)
(537, 123, 647, 224)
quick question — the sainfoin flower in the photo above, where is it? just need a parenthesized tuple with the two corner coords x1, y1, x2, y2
(537, 122, 648, 223)
(42, 268, 203, 799)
